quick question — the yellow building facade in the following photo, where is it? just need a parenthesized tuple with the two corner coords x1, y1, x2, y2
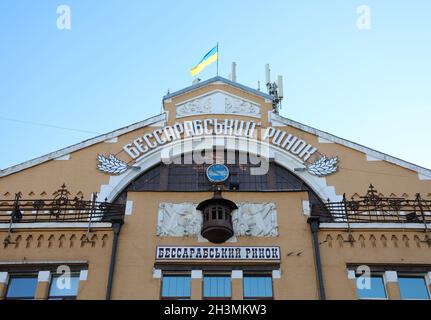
(0, 77, 430, 300)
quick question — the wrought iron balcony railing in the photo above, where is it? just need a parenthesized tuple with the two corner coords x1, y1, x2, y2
(0, 184, 125, 225)
(311, 185, 431, 227)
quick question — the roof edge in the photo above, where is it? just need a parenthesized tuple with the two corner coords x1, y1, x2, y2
(270, 112, 431, 177)
(2, 108, 430, 180)
(163, 76, 274, 102)
(0, 113, 167, 178)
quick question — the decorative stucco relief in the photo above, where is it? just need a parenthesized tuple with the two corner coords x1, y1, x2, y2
(156, 202, 278, 237)
(176, 98, 212, 117)
(232, 202, 278, 237)
(225, 97, 260, 117)
(175, 91, 261, 118)
(156, 203, 202, 237)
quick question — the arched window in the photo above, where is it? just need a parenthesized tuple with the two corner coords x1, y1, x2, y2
(114, 151, 325, 209)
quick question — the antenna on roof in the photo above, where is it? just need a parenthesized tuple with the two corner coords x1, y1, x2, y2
(265, 64, 271, 84)
(265, 64, 284, 114)
(231, 62, 237, 82)
(277, 75, 284, 99)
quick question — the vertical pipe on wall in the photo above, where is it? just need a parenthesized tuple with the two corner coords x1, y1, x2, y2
(106, 221, 123, 300)
(307, 216, 326, 300)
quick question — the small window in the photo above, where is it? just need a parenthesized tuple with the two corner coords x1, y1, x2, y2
(5, 275, 38, 300)
(48, 275, 80, 300)
(243, 276, 273, 299)
(203, 275, 231, 299)
(211, 208, 217, 220)
(356, 275, 387, 299)
(161, 275, 191, 300)
(398, 277, 430, 300)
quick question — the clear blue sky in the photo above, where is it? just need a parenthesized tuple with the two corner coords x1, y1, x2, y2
(0, 1, 430, 170)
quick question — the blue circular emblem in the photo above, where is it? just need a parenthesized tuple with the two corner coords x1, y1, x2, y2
(206, 164, 229, 183)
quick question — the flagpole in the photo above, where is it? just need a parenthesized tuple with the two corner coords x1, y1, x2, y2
(216, 42, 219, 76)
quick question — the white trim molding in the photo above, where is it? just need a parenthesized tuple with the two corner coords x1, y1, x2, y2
(151, 120, 167, 128)
(54, 154, 70, 161)
(152, 269, 162, 279)
(38, 271, 51, 282)
(0, 222, 112, 230)
(426, 272, 431, 287)
(79, 270, 88, 281)
(272, 269, 281, 279)
(0, 260, 87, 266)
(384, 271, 398, 283)
(191, 270, 203, 279)
(269, 112, 431, 178)
(318, 137, 334, 144)
(0, 272, 8, 284)
(419, 173, 431, 181)
(366, 154, 382, 162)
(0, 113, 167, 178)
(104, 137, 118, 144)
(125, 201, 134, 216)
(320, 222, 431, 230)
(347, 269, 356, 280)
(231, 270, 243, 279)
(302, 200, 311, 216)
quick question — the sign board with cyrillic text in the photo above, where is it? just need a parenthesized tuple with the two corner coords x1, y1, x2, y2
(155, 246, 281, 261)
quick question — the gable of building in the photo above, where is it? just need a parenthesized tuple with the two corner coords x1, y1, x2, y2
(0, 77, 430, 201)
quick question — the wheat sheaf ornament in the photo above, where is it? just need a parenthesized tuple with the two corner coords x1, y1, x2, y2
(307, 156, 339, 177)
(97, 154, 129, 175)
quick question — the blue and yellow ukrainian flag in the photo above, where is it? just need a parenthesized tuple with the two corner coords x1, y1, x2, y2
(190, 45, 218, 77)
